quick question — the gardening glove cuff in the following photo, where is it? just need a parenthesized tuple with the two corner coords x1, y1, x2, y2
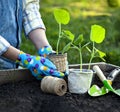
(16, 51, 65, 80)
(38, 45, 53, 57)
(64, 60, 69, 75)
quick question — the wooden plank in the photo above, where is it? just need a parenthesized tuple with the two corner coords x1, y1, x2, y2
(0, 68, 35, 85)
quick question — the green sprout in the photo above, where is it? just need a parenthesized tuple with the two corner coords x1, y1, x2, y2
(53, 8, 71, 55)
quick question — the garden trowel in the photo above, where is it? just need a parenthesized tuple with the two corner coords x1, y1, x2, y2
(88, 65, 120, 96)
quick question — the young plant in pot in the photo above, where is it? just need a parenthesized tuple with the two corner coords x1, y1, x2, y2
(48, 8, 74, 74)
(67, 24, 106, 94)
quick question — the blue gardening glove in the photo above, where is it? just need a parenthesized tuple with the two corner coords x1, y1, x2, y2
(38, 46, 69, 75)
(38, 46, 53, 57)
(16, 51, 65, 80)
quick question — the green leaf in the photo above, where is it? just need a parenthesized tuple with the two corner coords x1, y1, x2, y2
(62, 30, 75, 41)
(53, 8, 70, 25)
(74, 34, 84, 45)
(96, 49, 106, 58)
(90, 25, 105, 43)
(62, 42, 71, 54)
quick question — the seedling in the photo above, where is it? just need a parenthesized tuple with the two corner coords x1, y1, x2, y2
(53, 8, 106, 71)
(61, 24, 106, 71)
(53, 8, 74, 55)
(87, 24, 106, 69)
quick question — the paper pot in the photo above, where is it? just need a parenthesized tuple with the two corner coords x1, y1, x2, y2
(68, 69, 93, 94)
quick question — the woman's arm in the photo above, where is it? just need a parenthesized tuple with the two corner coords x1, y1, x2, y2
(0, 35, 20, 61)
(23, 0, 50, 49)
(28, 28, 50, 50)
(2, 45, 20, 61)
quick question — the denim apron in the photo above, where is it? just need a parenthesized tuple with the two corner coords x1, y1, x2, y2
(0, 0, 23, 69)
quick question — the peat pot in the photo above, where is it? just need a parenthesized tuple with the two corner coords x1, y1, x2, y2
(68, 69, 93, 94)
(48, 53, 67, 73)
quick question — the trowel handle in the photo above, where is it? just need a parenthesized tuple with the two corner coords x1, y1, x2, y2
(93, 65, 107, 82)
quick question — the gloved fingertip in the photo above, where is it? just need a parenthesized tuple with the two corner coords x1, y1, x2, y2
(60, 72, 65, 77)
(38, 46, 53, 56)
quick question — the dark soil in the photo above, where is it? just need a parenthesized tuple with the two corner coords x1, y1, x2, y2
(0, 66, 120, 112)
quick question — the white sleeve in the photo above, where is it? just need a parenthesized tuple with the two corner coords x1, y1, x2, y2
(0, 35, 10, 55)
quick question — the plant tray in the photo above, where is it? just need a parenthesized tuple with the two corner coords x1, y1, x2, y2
(0, 62, 119, 85)
(69, 62, 120, 73)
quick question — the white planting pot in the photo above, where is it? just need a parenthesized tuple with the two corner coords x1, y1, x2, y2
(68, 69, 93, 94)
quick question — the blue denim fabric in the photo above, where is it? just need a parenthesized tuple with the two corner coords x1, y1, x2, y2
(0, 0, 23, 69)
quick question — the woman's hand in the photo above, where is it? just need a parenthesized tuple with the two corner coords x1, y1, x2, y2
(16, 51, 65, 80)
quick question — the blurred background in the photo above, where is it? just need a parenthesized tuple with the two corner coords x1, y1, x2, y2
(21, 0, 120, 66)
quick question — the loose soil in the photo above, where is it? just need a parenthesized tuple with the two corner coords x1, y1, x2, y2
(0, 67, 120, 112)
